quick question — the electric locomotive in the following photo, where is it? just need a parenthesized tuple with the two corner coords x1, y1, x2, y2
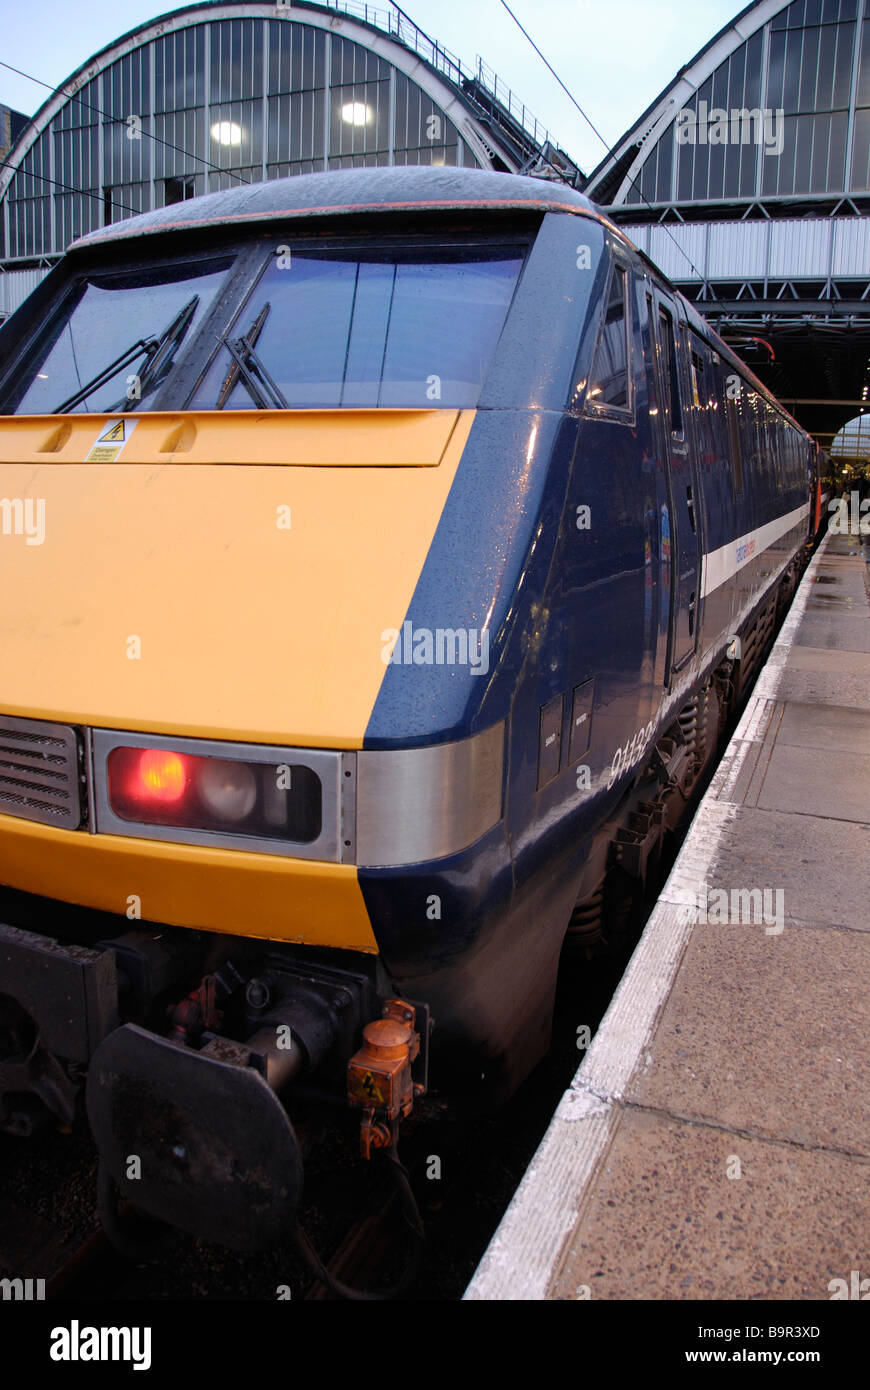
(0, 167, 821, 1251)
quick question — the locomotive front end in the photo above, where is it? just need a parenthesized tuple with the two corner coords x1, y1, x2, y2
(0, 169, 604, 1247)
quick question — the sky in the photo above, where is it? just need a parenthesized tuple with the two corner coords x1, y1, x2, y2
(0, 0, 744, 173)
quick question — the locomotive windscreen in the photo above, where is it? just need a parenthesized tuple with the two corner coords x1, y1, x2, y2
(6, 240, 525, 415)
(10, 258, 234, 415)
(190, 244, 525, 410)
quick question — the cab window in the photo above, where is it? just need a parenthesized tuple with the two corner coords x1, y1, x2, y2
(658, 306, 683, 437)
(190, 243, 525, 410)
(6, 258, 233, 415)
(583, 262, 632, 417)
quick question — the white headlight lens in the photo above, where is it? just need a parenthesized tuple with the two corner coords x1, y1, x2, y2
(197, 758, 257, 822)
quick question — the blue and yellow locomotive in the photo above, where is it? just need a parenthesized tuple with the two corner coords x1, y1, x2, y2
(0, 168, 822, 1250)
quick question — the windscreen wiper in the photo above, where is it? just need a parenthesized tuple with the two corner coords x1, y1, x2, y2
(53, 338, 156, 414)
(117, 296, 199, 409)
(53, 295, 199, 414)
(214, 304, 289, 410)
(215, 303, 269, 408)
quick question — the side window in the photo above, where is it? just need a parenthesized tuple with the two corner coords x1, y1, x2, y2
(747, 391, 762, 472)
(744, 390, 755, 466)
(658, 306, 683, 437)
(777, 414, 788, 488)
(725, 380, 744, 496)
(750, 397, 761, 472)
(769, 413, 778, 484)
(585, 263, 631, 416)
(764, 405, 776, 486)
(690, 350, 704, 409)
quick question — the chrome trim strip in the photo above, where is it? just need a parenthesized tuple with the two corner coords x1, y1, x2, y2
(355, 722, 505, 867)
(91, 729, 342, 861)
(83, 725, 97, 834)
(339, 750, 357, 865)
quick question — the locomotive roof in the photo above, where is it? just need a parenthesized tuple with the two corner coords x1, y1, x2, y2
(70, 167, 596, 253)
(65, 165, 804, 436)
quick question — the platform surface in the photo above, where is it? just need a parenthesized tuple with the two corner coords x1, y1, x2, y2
(466, 530, 870, 1301)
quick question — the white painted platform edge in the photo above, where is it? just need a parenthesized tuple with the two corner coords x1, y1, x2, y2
(463, 534, 831, 1301)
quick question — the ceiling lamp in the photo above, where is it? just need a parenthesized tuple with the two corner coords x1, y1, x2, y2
(341, 102, 370, 126)
(211, 120, 243, 146)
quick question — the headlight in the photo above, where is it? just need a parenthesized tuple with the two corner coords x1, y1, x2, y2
(92, 723, 504, 865)
(106, 745, 321, 843)
(197, 758, 257, 822)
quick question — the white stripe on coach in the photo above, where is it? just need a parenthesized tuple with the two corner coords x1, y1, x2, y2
(700, 502, 810, 599)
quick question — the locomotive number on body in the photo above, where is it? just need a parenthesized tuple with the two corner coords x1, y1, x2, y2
(607, 721, 655, 790)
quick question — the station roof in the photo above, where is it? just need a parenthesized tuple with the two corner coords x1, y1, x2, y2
(1, 1, 581, 219)
(583, 0, 775, 204)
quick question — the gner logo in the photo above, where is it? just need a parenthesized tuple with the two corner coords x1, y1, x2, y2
(0, 1277, 45, 1300)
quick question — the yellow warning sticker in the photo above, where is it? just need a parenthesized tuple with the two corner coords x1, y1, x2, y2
(84, 418, 138, 462)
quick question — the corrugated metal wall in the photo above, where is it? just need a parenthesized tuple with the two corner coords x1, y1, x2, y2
(0, 266, 51, 320)
(831, 217, 870, 275)
(622, 218, 870, 283)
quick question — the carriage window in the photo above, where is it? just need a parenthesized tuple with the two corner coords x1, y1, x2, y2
(690, 351, 704, 408)
(585, 264, 630, 413)
(769, 410, 783, 487)
(190, 244, 524, 410)
(725, 386, 744, 495)
(658, 306, 683, 436)
(748, 391, 765, 472)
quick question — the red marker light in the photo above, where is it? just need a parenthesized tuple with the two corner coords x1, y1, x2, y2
(137, 749, 187, 802)
(108, 746, 191, 822)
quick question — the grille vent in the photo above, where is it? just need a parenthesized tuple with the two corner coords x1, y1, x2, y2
(0, 715, 83, 829)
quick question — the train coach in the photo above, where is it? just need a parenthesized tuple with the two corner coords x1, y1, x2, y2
(0, 167, 823, 1255)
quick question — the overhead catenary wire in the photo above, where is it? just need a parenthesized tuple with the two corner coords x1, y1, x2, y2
(3, 13, 713, 295)
(0, 156, 142, 220)
(0, 57, 254, 196)
(497, 0, 719, 301)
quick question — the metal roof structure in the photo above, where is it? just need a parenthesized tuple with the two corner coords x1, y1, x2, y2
(583, 0, 870, 450)
(0, 0, 581, 320)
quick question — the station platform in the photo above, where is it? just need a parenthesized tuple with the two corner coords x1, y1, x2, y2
(466, 530, 870, 1301)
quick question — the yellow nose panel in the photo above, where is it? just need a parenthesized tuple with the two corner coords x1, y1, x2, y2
(0, 409, 473, 748)
(0, 812, 379, 950)
(0, 408, 468, 468)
